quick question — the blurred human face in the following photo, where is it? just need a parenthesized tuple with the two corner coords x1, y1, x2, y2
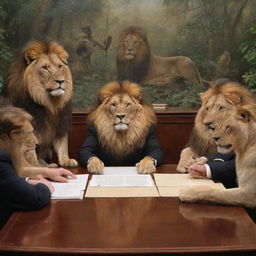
(11, 121, 38, 153)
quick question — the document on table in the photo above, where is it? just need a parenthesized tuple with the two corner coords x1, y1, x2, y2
(154, 173, 224, 197)
(51, 174, 89, 200)
(90, 174, 154, 187)
(85, 167, 159, 198)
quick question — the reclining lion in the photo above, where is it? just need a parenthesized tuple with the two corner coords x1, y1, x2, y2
(116, 26, 202, 85)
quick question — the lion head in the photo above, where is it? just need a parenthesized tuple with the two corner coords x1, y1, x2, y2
(7, 41, 72, 115)
(195, 79, 256, 138)
(213, 105, 256, 154)
(116, 26, 151, 82)
(0, 106, 37, 173)
(88, 81, 156, 158)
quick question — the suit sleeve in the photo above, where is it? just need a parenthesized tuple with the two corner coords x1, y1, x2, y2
(78, 125, 99, 167)
(207, 153, 237, 188)
(145, 126, 164, 165)
(0, 152, 51, 211)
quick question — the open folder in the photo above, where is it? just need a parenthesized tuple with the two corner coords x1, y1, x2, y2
(85, 167, 159, 198)
(154, 173, 224, 197)
(51, 174, 89, 200)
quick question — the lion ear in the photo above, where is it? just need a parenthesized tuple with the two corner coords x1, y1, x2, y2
(236, 108, 251, 122)
(225, 92, 241, 105)
(59, 52, 69, 64)
(24, 51, 38, 65)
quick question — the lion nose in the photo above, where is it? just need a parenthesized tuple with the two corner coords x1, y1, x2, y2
(116, 114, 125, 120)
(213, 136, 220, 142)
(55, 80, 64, 85)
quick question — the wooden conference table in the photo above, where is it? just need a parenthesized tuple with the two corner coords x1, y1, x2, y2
(0, 165, 256, 256)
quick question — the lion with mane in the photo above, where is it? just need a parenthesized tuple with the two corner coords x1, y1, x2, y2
(177, 79, 256, 173)
(78, 80, 163, 174)
(6, 40, 78, 167)
(116, 26, 202, 85)
(179, 104, 256, 208)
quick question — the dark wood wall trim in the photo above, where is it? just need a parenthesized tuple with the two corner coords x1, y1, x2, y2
(68, 108, 197, 164)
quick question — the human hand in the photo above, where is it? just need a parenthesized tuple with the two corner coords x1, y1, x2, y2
(45, 168, 76, 182)
(136, 156, 156, 174)
(27, 178, 55, 192)
(188, 162, 207, 179)
(87, 157, 104, 174)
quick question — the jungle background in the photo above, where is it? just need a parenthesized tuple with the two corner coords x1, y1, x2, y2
(0, 0, 256, 108)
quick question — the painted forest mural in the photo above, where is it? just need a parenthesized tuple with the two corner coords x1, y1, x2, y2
(0, 0, 255, 108)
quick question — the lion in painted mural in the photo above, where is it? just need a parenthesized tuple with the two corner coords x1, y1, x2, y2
(116, 26, 202, 85)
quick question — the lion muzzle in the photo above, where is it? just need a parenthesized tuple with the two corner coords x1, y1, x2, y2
(114, 113, 128, 131)
(48, 85, 65, 96)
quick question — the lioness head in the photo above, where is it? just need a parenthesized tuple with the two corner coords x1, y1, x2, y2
(7, 41, 72, 114)
(117, 26, 150, 62)
(212, 105, 256, 154)
(88, 81, 156, 157)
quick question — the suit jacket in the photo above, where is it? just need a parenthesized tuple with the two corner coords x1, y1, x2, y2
(0, 149, 51, 229)
(207, 152, 237, 188)
(78, 125, 163, 167)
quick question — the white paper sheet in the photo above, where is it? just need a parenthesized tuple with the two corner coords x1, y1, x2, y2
(90, 174, 153, 187)
(51, 174, 89, 200)
(102, 167, 138, 175)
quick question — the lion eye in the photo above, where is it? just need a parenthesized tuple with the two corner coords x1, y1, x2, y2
(126, 103, 131, 108)
(58, 64, 63, 69)
(205, 106, 209, 112)
(111, 103, 116, 107)
(42, 65, 48, 71)
(219, 106, 224, 111)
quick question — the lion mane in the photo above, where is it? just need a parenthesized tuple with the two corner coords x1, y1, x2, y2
(5, 40, 77, 167)
(88, 80, 156, 159)
(177, 78, 256, 172)
(116, 26, 202, 85)
(179, 105, 256, 207)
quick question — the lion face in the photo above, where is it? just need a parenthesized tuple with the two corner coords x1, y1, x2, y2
(212, 120, 238, 154)
(89, 81, 156, 158)
(24, 53, 72, 98)
(212, 106, 256, 154)
(7, 41, 72, 115)
(105, 93, 140, 131)
(201, 94, 234, 129)
(119, 34, 144, 61)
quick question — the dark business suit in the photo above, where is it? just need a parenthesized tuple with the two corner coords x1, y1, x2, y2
(78, 125, 163, 167)
(207, 152, 237, 188)
(0, 149, 51, 229)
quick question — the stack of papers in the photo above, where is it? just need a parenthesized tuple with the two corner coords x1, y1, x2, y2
(85, 167, 159, 198)
(154, 173, 224, 197)
(51, 174, 89, 200)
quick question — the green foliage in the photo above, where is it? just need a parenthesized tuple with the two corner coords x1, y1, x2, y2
(0, 4, 11, 92)
(73, 73, 104, 108)
(240, 23, 256, 92)
(141, 82, 204, 108)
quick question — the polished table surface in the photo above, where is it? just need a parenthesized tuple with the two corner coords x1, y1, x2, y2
(0, 165, 256, 255)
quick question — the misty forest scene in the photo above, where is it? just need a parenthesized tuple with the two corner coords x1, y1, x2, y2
(0, 0, 255, 108)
